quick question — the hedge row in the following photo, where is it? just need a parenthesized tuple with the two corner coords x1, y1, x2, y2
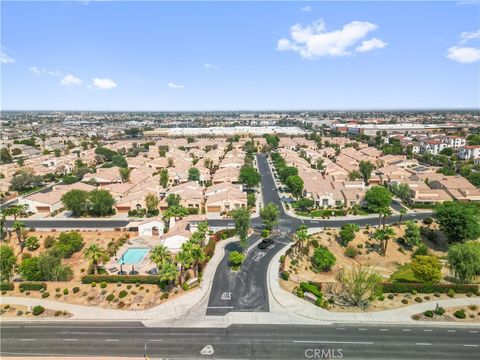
(299, 282, 323, 299)
(81, 275, 162, 285)
(19, 282, 47, 291)
(0, 282, 14, 291)
(381, 283, 479, 294)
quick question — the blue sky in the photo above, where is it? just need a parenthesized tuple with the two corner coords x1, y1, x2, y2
(1, 1, 479, 111)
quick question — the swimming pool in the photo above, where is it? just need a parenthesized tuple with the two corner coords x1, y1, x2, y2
(118, 248, 149, 265)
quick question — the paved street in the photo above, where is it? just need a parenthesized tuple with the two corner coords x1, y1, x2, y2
(1, 322, 478, 359)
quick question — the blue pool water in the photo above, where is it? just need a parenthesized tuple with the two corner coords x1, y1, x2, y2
(118, 248, 149, 265)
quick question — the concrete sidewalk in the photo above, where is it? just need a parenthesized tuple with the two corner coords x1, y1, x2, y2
(267, 242, 480, 325)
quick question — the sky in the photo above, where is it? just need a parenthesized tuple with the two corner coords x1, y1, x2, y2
(1, 1, 479, 111)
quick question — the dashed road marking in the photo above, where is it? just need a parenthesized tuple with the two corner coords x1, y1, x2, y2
(20, 339, 36, 342)
(148, 339, 163, 342)
(358, 328, 367, 331)
(105, 339, 119, 342)
(402, 329, 411, 332)
(463, 344, 479, 347)
(293, 341, 374, 345)
(379, 329, 388, 331)
(416, 343, 431, 346)
(423, 329, 433, 332)
(468, 331, 478, 333)
(447, 330, 456, 333)
(63, 339, 78, 342)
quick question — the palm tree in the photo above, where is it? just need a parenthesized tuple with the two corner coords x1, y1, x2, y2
(4, 205, 26, 221)
(157, 259, 179, 285)
(398, 208, 407, 225)
(373, 227, 395, 256)
(176, 248, 193, 285)
(197, 221, 209, 237)
(294, 225, 309, 257)
(379, 207, 392, 229)
(150, 244, 171, 267)
(145, 193, 160, 215)
(189, 242, 206, 277)
(12, 221, 26, 251)
(83, 244, 108, 275)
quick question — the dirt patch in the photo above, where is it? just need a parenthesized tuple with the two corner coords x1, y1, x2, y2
(0, 304, 72, 318)
(412, 305, 480, 323)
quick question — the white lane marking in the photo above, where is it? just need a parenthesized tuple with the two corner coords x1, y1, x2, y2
(423, 329, 433, 332)
(246, 238, 264, 253)
(358, 328, 367, 331)
(447, 330, 456, 333)
(402, 329, 411, 332)
(468, 331, 478, 333)
(20, 339, 36, 341)
(105, 339, 119, 342)
(463, 344, 479, 347)
(293, 341, 374, 345)
(336, 328, 345, 330)
(207, 306, 234, 309)
(148, 339, 163, 342)
(379, 329, 388, 331)
(416, 343, 431, 346)
(63, 339, 78, 342)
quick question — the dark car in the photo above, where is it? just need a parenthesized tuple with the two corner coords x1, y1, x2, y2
(258, 237, 274, 250)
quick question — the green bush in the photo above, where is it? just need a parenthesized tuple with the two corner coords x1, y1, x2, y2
(424, 310, 434, 317)
(100, 282, 107, 289)
(414, 297, 422, 303)
(311, 246, 336, 272)
(381, 283, 478, 294)
(378, 295, 385, 301)
(91, 282, 97, 287)
(32, 305, 45, 316)
(63, 288, 69, 295)
(261, 229, 270, 238)
(280, 271, 289, 281)
(203, 239, 216, 258)
(344, 246, 357, 258)
(401, 299, 408, 304)
(72, 287, 80, 294)
(423, 217, 433, 225)
(448, 289, 455, 297)
(19, 282, 46, 291)
(119, 290, 128, 298)
(54, 310, 62, 317)
(126, 284, 132, 290)
(228, 251, 245, 268)
(387, 293, 394, 300)
(454, 309, 466, 319)
(106, 294, 115, 302)
(41, 292, 50, 298)
(310, 239, 319, 248)
(435, 307, 445, 316)
(299, 282, 322, 298)
(0, 283, 14, 291)
(81, 275, 163, 285)
(413, 244, 429, 257)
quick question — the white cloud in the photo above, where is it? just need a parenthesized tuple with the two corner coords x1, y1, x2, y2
(61, 74, 82, 86)
(29, 66, 64, 77)
(356, 38, 388, 52)
(168, 82, 184, 89)
(277, 19, 386, 59)
(1, 49, 15, 64)
(301, 5, 312, 12)
(446, 46, 480, 63)
(204, 63, 219, 70)
(29, 66, 44, 75)
(92, 78, 117, 89)
(460, 30, 480, 43)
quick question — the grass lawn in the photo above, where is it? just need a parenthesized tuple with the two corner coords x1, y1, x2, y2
(389, 263, 419, 283)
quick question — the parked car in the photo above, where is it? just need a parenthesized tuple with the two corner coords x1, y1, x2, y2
(258, 237, 274, 250)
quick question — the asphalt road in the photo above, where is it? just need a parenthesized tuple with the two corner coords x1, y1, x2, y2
(1, 322, 478, 359)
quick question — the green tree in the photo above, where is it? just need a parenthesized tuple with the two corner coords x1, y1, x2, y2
(403, 221, 421, 249)
(0, 148, 13, 163)
(12, 221, 26, 251)
(294, 225, 309, 257)
(150, 244, 171, 266)
(238, 165, 261, 188)
(188, 242, 206, 277)
(145, 193, 160, 216)
(335, 265, 382, 308)
(119, 167, 131, 182)
(260, 202, 280, 230)
(339, 223, 359, 246)
(398, 208, 407, 224)
(296, 197, 314, 212)
(0, 245, 16, 282)
(447, 241, 480, 284)
(286, 175, 304, 199)
(159, 169, 169, 188)
(25, 236, 40, 251)
(61, 189, 89, 217)
(166, 194, 181, 207)
(163, 205, 188, 220)
(348, 170, 361, 181)
(435, 202, 480, 243)
(54, 231, 84, 258)
(439, 147, 454, 156)
(279, 166, 298, 182)
(157, 259, 178, 285)
(364, 186, 392, 227)
(83, 244, 108, 275)
(232, 207, 251, 249)
(359, 160, 374, 184)
(373, 227, 395, 256)
(311, 246, 336, 272)
(188, 167, 201, 182)
(228, 251, 245, 269)
(37, 252, 73, 281)
(18, 257, 42, 281)
(411, 255, 442, 283)
(112, 154, 128, 168)
(176, 246, 193, 285)
(89, 189, 115, 216)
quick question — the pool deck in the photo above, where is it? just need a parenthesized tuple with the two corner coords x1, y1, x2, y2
(105, 237, 159, 275)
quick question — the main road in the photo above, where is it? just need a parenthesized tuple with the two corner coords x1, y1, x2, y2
(206, 154, 432, 315)
(1, 322, 478, 359)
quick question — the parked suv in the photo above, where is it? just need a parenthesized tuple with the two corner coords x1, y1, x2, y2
(258, 237, 274, 250)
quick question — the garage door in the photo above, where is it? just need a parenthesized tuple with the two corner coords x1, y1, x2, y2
(36, 206, 50, 213)
(207, 206, 221, 213)
(117, 206, 130, 213)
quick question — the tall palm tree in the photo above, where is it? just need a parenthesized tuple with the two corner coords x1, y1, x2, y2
(379, 207, 392, 229)
(12, 221, 26, 251)
(373, 227, 395, 256)
(83, 244, 108, 275)
(157, 259, 179, 285)
(189, 242, 206, 277)
(4, 204, 26, 221)
(176, 248, 193, 285)
(398, 208, 407, 225)
(150, 244, 171, 267)
(294, 225, 309, 257)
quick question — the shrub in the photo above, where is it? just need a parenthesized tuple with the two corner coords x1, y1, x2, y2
(0, 283, 14, 291)
(424, 310, 434, 318)
(63, 288, 69, 295)
(401, 299, 408, 304)
(19, 282, 46, 291)
(435, 307, 445, 316)
(126, 284, 132, 290)
(448, 289, 455, 298)
(41, 292, 50, 298)
(413, 244, 429, 257)
(228, 251, 245, 269)
(310, 239, 319, 248)
(381, 283, 478, 294)
(54, 310, 62, 317)
(119, 290, 128, 298)
(423, 217, 433, 225)
(91, 282, 97, 287)
(261, 229, 270, 238)
(100, 282, 107, 289)
(106, 294, 115, 302)
(16, 310, 23, 316)
(55, 288, 60, 292)
(32, 305, 45, 316)
(454, 309, 466, 319)
(411, 289, 417, 295)
(414, 297, 422, 303)
(311, 246, 336, 272)
(52, 231, 84, 259)
(424, 296, 431, 301)
(299, 282, 322, 298)
(280, 271, 289, 281)
(135, 282, 140, 287)
(55, 293, 61, 299)
(25, 236, 40, 251)
(378, 295, 385, 301)
(72, 287, 80, 294)
(344, 246, 357, 258)
(81, 275, 163, 285)
(387, 293, 394, 300)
